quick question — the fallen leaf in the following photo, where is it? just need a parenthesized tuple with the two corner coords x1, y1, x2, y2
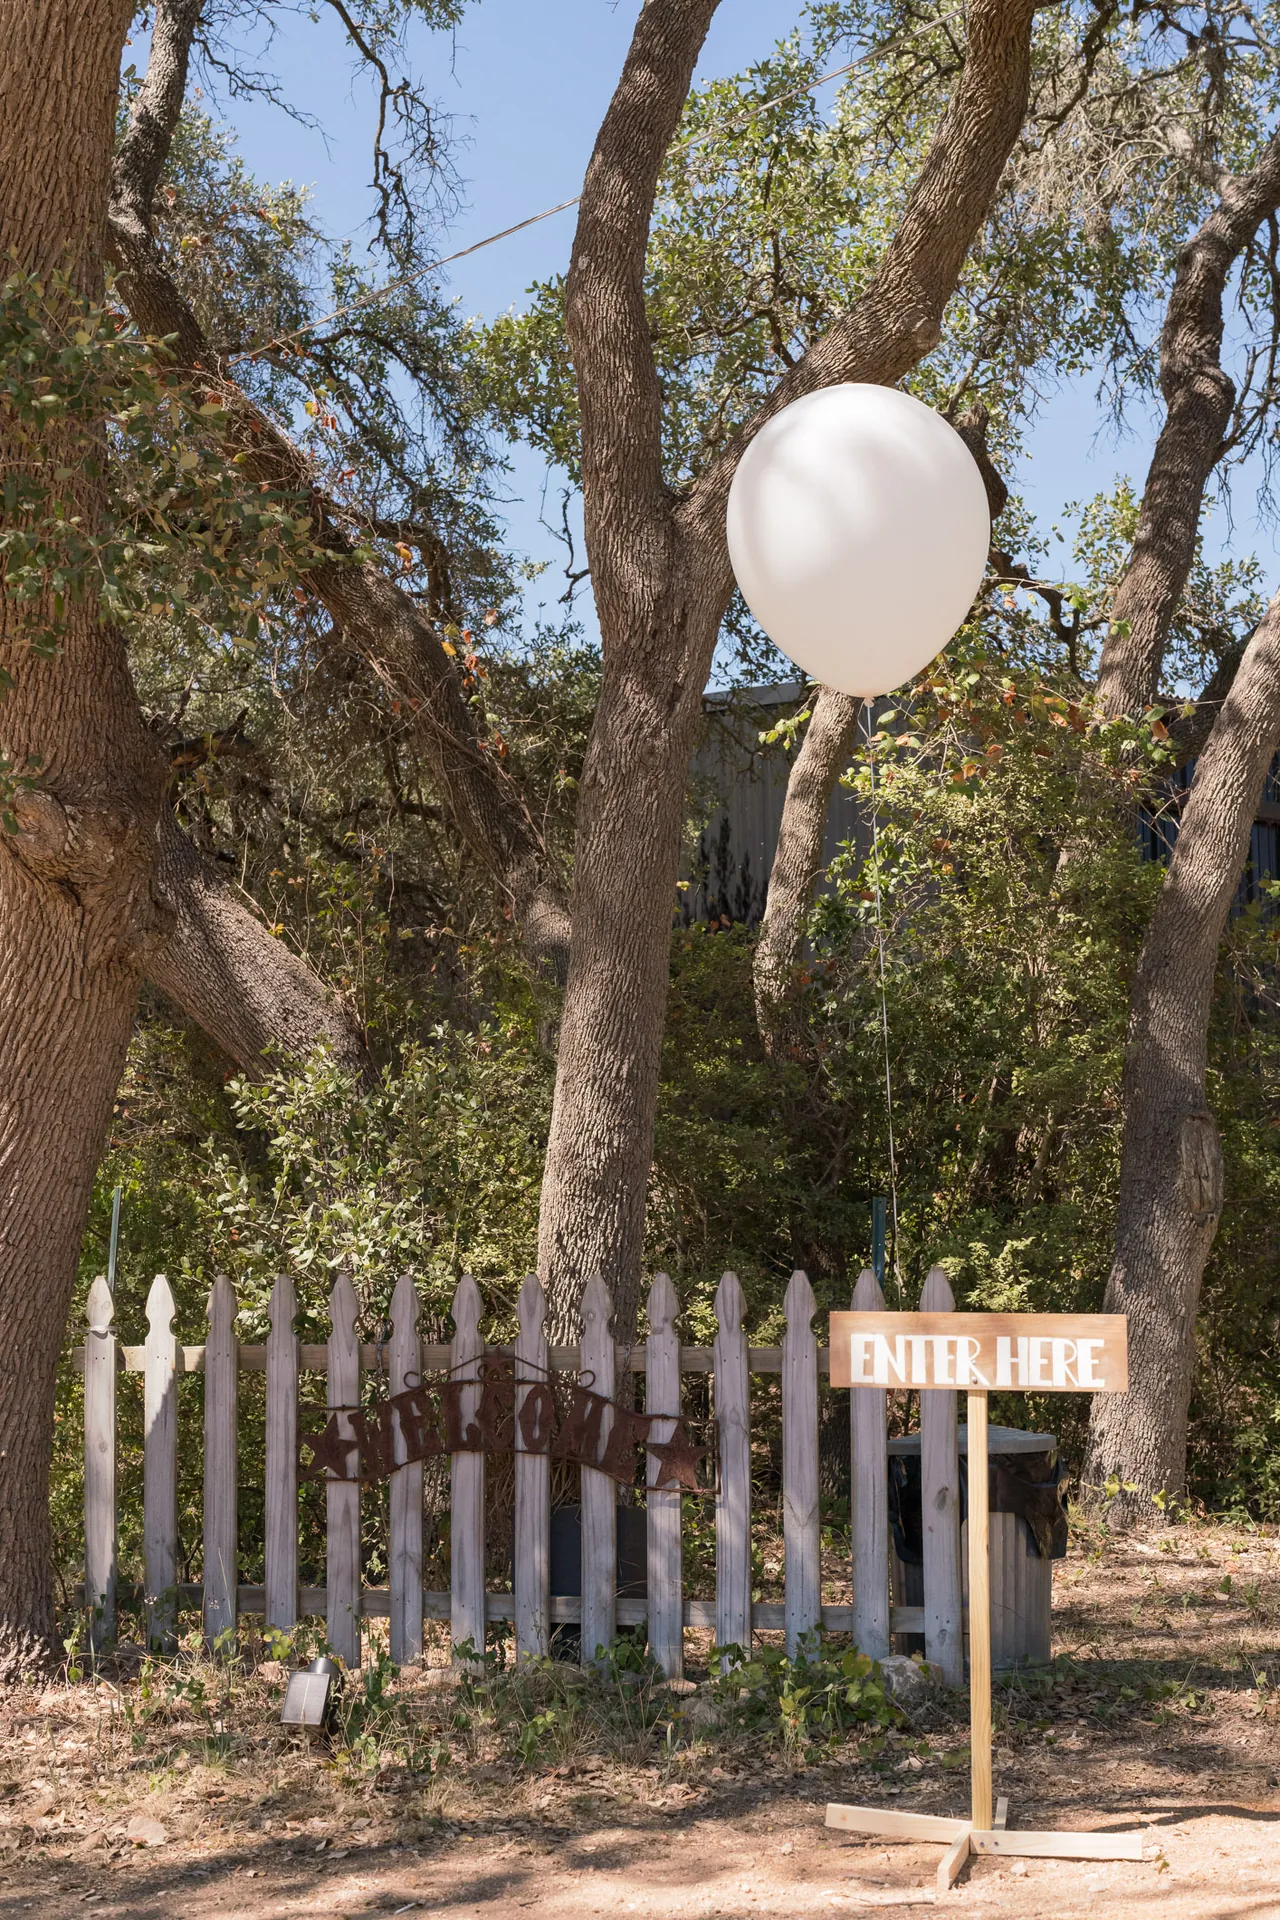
(125, 1815, 168, 1847)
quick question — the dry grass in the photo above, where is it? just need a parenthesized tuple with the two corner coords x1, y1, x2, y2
(1, 1520, 1277, 1916)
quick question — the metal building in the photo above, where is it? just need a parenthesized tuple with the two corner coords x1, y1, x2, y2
(687, 683, 1280, 928)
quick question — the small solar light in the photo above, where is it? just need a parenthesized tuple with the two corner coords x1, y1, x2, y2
(280, 1655, 341, 1731)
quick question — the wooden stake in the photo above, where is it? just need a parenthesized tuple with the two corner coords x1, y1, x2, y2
(826, 1309, 1138, 1890)
(967, 1388, 992, 1834)
(937, 1830, 971, 1891)
(825, 1807, 967, 1841)
(970, 1829, 1143, 1861)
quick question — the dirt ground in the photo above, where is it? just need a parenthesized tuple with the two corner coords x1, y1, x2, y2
(3, 1523, 1280, 1919)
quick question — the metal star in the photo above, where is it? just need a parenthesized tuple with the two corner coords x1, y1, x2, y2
(646, 1418, 708, 1491)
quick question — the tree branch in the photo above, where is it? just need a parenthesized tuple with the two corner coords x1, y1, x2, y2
(1168, 637, 1249, 765)
(753, 687, 863, 1058)
(322, 0, 446, 258)
(682, 0, 1039, 570)
(564, 0, 722, 620)
(146, 808, 373, 1080)
(1095, 123, 1280, 718)
(110, 0, 204, 232)
(108, 0, 570, 975)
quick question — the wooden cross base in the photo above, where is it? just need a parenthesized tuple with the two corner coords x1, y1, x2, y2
(825, 1800, 1144, 1891)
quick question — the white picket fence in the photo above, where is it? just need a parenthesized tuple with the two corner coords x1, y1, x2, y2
(76, 1264, 973, 1679)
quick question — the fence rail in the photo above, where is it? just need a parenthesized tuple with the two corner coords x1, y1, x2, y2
(75, 1265, 973, 1679)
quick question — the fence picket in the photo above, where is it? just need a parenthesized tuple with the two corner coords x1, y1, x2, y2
(850, 1267, 890, 1659)
(203, 1275, 238, 1650)
(327, 1272, 361, 1668)
(920, 1265, 964, 1683)
(265, 1273, 298, 1633)
(646, 1273, 683, 1680)
(450, 1274, 485, 1669)
(783, 1269, 820, 1657)
(84, 1276, 116, 1650)
(714, 1271, 751, 1660)
(75, 1260, 1032, 1677)
(389, 1273, 423, 1664)
(143, 1274, 178, 1653)
(514, 1273, 550, 1663)
(580, 1275, 616, 1665)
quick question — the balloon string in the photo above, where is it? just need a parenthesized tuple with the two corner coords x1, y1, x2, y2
(863, 703, 903, 1302)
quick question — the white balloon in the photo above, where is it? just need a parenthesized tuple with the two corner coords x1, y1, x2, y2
(726, 383, 990, 698)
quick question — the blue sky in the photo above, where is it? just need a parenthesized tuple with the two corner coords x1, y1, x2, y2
(182, 0, 1275, 650)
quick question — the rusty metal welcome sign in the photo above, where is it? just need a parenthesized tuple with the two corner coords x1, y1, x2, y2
(298, 1355, 713, 1491)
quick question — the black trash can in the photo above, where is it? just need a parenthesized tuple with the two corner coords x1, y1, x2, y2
(545, 1503, 647, 1659)
(887, 1425, 1066, 1669)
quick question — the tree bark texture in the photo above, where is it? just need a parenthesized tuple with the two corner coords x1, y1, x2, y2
(1085, 588, 1280, 1514)
(148, 811, 371, 1078)
(539, 0, 1037, 1344)
(0, 0, 163, 1669)
(1095, 128, 1280, 719)
(108, 0, 571, 976)
(753, 689, 863, 1057)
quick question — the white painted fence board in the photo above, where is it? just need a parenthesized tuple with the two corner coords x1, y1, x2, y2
(265, 1273, 298, 1632)
(646, 1272, 683, 1680)
(143, 1274, 178, 1652)
(326, 1273, 362, 1668)
(83, 1276, 116, 1650)
(580, 1275, 616, 1665)
(450, 1274, 486, 1669)
(74, 1338, 848, 1377)
(202, 1275, 238, 1649)
(850, 1268, 889, 1659)
(514, 1273, 550, 1663)
(82, 1267, 993, 1677)
(389, 1273, 423, 1664)
(919, 1265, 964, 1683)
(782, 1269, 820, 1657)
(714, 1271, 751, 1660)
(98, 1583, 930, 1633)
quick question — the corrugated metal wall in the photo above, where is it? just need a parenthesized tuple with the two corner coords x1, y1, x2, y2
(684, 684, 868, 926)
(688, 685, 1280, 928)
(1140, 756, 1280, 909)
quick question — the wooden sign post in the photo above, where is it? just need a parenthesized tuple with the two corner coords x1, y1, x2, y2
(826, 1309, 1140, 1889)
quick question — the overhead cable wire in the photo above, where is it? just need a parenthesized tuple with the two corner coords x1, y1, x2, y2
(227, 7, 966, 366)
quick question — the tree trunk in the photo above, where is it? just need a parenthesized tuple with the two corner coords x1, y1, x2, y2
(539, 0, 1038, 1344)
(753, 688, 862, 1057)
(1084, 588, 1280, 1516)
(1095, 127, 1280, 719)
(1079, 123, 1280, 1513)
(0, 0, 163, 1670)
(147, 810, 371, 1079)
(537, 580, 725, 1346)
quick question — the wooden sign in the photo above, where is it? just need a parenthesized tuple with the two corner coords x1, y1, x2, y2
(826, 1295, 1136, 1891)
(829, 1312, 1128, 1393)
